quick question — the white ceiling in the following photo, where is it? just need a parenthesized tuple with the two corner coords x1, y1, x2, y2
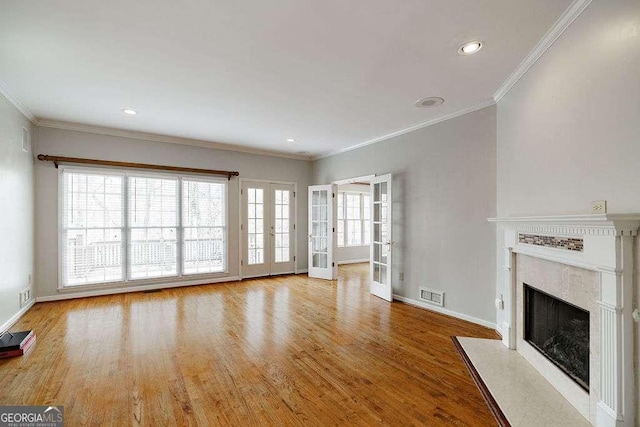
(0, 0, 572, 159)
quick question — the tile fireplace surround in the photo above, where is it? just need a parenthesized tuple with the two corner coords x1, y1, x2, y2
(488, 214, 640, 427)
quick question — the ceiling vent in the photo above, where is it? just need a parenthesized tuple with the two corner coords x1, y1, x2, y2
(415, 97, 444, 108)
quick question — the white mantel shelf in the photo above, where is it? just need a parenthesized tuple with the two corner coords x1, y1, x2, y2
(489, 213, 638, 427)
(488, 214, 640, 237)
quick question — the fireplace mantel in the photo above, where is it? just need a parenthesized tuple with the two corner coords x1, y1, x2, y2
(488, 213, 640, 235)
(489, 214, 639, 427)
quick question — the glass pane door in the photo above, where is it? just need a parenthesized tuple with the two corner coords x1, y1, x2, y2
(370, 174, 392, 301)
(308, 184, 336, 280)
(241, 181, 270, 278)
(270, 183, 295, 275)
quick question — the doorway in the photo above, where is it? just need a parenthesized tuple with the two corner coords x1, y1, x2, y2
(241, 180, 296, 278)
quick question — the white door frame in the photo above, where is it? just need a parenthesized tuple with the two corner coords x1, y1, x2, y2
(332, 175, 374, 267)
(332, 174, 376, 186)
(238, 178, 298, 280)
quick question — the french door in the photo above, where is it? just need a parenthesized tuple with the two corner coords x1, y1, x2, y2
(308, 184, 337, 280)
(370, 174, 392, 301)
(241, 181, 295, 278)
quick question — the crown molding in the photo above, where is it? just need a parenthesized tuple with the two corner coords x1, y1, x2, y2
(493, 0, 593, 103)
(313, 98, 496, 161)
(0, 79, 36, 123)
(35, 119, 313, 161)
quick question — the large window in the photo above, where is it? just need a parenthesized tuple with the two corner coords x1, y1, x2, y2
(61, 168, 227, 287)
(336, 191, 371, 247)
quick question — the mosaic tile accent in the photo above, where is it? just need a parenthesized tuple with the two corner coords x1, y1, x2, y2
(519, 234, 584, 252)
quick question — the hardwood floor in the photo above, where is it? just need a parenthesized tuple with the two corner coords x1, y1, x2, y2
(1, 263, 499, 426)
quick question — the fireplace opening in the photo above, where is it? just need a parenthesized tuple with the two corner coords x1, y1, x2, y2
(524, 284, 590, 391)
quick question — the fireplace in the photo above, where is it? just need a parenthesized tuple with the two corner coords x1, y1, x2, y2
(489, 214, 640, 425)
(524, 284, 590, 392)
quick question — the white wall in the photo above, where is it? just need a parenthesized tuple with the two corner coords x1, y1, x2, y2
(35, 126, 312, 298)
(495, 0, 640, 420)
(337, 183, 370, 263)
(0, 93, 34, 330)
(314, 106, 497, 325)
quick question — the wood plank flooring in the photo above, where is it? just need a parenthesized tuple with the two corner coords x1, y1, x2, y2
(0, 264, 499, 426)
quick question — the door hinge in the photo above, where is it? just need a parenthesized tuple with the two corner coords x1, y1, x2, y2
(332, 262, 335, 267)
(241, 189, 243, 195)
(293, 191, 296, 197)
(294, 256, 296, 261)
(293, 224, 296, 230)
(333, 193, 335, 198)
(241, 224, 243, 230)
(241, 260, 243, 266)
(333, 227, 335, 233)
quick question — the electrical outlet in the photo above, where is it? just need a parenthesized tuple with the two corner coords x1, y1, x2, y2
(494, 298, 504, 310)
(19, 288, 31, 307)
(591, 200, 607, 214)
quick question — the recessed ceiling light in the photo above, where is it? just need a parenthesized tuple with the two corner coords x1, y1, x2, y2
(122, 109, 137, 115)
(415, 97, 444, 108)
(286, 138, 296, 143)
(458, 41, 483, 55)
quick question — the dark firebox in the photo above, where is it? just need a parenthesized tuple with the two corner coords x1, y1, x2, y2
(524, 284, 590, 392)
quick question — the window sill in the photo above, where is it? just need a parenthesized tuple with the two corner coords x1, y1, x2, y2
(57, 271, 230, 293)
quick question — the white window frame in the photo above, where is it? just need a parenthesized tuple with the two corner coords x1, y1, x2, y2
(58, 165, 229, 290)
(337, 191, 370, 248)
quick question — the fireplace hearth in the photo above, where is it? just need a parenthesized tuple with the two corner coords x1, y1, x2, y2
(524, 284, 590, 391)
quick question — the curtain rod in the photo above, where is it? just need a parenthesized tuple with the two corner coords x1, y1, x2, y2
(37, 155, 240, 180)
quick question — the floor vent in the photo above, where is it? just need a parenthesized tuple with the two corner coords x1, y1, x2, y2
(419, 287, 444, 307)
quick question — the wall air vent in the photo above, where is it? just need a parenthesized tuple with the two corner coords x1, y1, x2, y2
(419, 287, 444, 307)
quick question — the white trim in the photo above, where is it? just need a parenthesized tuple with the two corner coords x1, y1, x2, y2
(488, 214, 640, 236)
(337, 258, 369, 265)
(333, 175, 375, 185)
(313, 99, 495, 160)
(393, 295, 496, 329)
(493, 0, 593, 102)
(296, 269, 308, 274)
(36, 119, 312, 161)
(0, 79, 36, 123)
(37, 276, 240, 302)
(0, 300, 36, 334)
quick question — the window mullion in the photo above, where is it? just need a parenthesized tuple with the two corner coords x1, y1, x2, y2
(361, 193, 365, 246)
(177, 177, 183, 277)
(123, 175, 129, 282)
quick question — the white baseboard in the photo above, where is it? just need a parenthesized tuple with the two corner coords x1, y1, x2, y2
(1, 300, 36, 334)
(393, 294, 497, 329)
(36, 276, 240, 302)
(337, 258, 369, 265)
(296, 269, 308, 274)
